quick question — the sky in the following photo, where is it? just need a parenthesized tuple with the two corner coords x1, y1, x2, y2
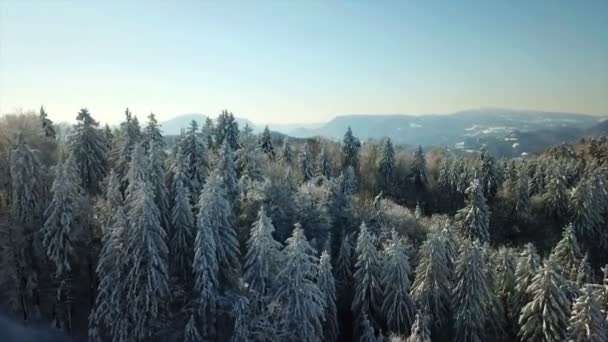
(1, 0, 607, 125)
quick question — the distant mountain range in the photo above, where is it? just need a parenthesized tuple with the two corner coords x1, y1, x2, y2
(160, 109, 606, 157)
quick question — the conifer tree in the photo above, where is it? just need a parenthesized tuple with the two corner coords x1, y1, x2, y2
(411, 233, 451, 331)
(455, 179, 490, 242)
(352, 223, 382, 326)
(123, 143, 170, 340)
(528, 161, 545, 195)
(244, 206, 284, 298)
(300, 142, 315, 182)
(515, 164, 530, 220)
(184, 314, 203, 342)
(570, 177, 603, 250)
(180, 120, 208, 197)
(342, 165, 358, 196)
(170, 176, 195, 282)
(518, 257, 571, 342)
(39, 106, 56, 139)
(411, 146, 428, 197)
(10, 133, 46, 226)
(494, 247, 517, 324)
(382, 232, 416, 335)
(318, 250, 339, 342)
(69, 108, 107, 195)
(334, 233, 354, 309)
(478, 147, 500, 200)
(512, 243, 541, 318)
(379, 138, 395, 193)
(406, 313, 431, 342)
(550, 223, 582, 283)
(279, 137, 294, 165)
(317, 144, 332, 179)
(218, 140, 240, 206)
(143, 113, 165, 154)
(112, 109, 141, 187)
(148, 141, 171, 230)
(216, 110, 239, 150)
(567, 285, 606, 342)
(342, 126, 361, 172)
(359, 313, 377, 342)
(276, 225, 324, 342)
(543, 165, 569, 219)
(452, 240, 491, 342)
(260, 125, 275, 159)
(202, 116, 215, 149)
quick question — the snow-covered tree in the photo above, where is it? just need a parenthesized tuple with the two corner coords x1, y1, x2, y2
(10, 133, 46, 226)
(318, 250, 339, 342)
(410, 233, 451, 331)
(567, 284, 606, 342)
(379, 138, 395, 193)
(550, 223, 582, 283)
(512, 243, 541, 318)
(260, 125, 275, 159)
(515, 164, 530, 219)
(244, 206, 284, 298)
(455, 179, 490, 242)
(179, 120, 208, 198)
(201, 116, 215, 149)
(478, 147, 500, 200)
(342, 165, 358, 196)
(218, 140, 240, 206)
(342, 126, 361, 171)
(68, 108, 107, 195)
(148, 141, 170, 230)
(570, 177, 604, 250)
(41, 156, 84, 276)
(334, 232, 354, 309)
(352, 223, 382, 326)
(518, 257, 570, 342)
(170, 176, 195, 282)
(543, 165, 569, 219)
(317, 144, 332, 179)
(123, 144, 170, 340)
(39, 106, 56, 139)
(452, 239, 491, 342)
(276, 224, 324, 342)
(216, 110, 239, 150)
(143, 112, 165, 155)
(382, 232, 416, 335)
(279, 137, 294, 165)
(184, 314, 202, 342)
(359, 313, 377, 342)
(111, 109, 141, 187)
(406, 313, 431, 342)
(299, 142, 315, 182)
(411, 146, 428, 196)
(494, 247, 517, 324)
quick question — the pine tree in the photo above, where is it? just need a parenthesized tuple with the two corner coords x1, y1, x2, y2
(260, 125, 275, 159)
(543, 165, 569, 219)
(10, 133, 46, 226)
(180, 120, 208, 198)
(518, 257, 571, 342)
(41, 156, 84, 276)
(478, 147, 499, 200)
(202, 116, 215, 149)
(550, 223, 582, 283)
(244, 206, 284, 298)
(455, 179, 490, 242)
(379, 138, 395, 193)
(68, 108, 107, 195)
(406, 313, 431, 342)
(334, 233, 354, 309)
(123, 143, 170, 340)
(570, 177, 603, 251)
(411, 146, 428, 197)
(452, 240, 491, 342)
(148, 141, 171, 231)
(276, 224, 324, 342)
(196, 174, 240, 290)
(494, 247, 517, 324)
(352, 223, 382, 326)
(382, 231, 416, 335)
(512, 243, 541, 318)
(39, 106, 56, 139)
(218, 140, 239, 206)
(567, 285, 606, 342)
(170, 176, 195, 282)
(111, 108, 142, 185)
(317, 144, 332, 179)
(410, 233, 451, 331)
(300, 142, 315, 182)
(528, 160, 545, 195)
(143, 113, 165, 154)
(342, 126, 361, 172)
(216, 110, 239, 150)
(279, 137, 294, 165)
(318, 250, 339, 342)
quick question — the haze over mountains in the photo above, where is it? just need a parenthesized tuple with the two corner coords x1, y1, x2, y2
(161, 108, 606, 157)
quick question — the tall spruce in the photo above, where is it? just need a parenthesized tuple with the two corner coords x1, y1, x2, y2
(406, 313, 431, 342)
(180, 120, 208, 198)
(550, 223, 582, 283)
(279, 137, 294, 165)
(379, 138, 395, 194)
(455, 179, 490, 242)
(317, 143, 332, 179)
(567, 284, 606, 342)
(512, 243, 541, 318)
(318, 250, 339, 342)
(169, 176, 195, 282)
(216, 110, 239, 150)
(39, 106, 56, 139)
(411, 146, 428, 197)
(300, 142, 315, 182)
(69, 108, 107, 195)
(352, 223, 382, 326)
(218, 140, 240, 206)
(341, 126, 361, 172)
(260, 125, 275, 159)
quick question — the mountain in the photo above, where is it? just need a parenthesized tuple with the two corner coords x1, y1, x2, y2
(285, 108, 602, 156)
(160, 113, 258, 135)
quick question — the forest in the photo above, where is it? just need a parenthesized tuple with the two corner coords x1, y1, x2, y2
(0, 107, 608, 342)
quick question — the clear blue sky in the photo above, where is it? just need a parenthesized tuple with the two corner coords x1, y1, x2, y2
(1, 0, 607, 124)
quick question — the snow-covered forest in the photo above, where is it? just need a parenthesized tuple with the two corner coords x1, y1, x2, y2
(1, 107, 608, 342)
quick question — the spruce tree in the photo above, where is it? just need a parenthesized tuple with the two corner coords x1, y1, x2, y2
(276, 224, 324, 342)
(243, 206, 284, 298)
(300, 142, 315, 182)
(260, 125, 275, 159)
(202, 116, 215, 149)
(143, 112, 165, 155)
(478, 147, 499, 200)
(216, 110, 239, 150)
(123, 143, 170, 340)
(148, 141, 171, 231)
(279, 137, 294, 165)
(318, 250, 339, 342)
(342, 126, 361, 172)
(406, 312, 431, 342)
(10, 133, 46, 227)
(342, 165, 358, 196)
(170, 176, 195, 282)
(515, 164, 531, 220)
(512, 243, 541, 318)
(359, 313, 377, 342)
(543, 165, 569, 219)
(184, 314, 203, 342)
(567, 284, 606, 342)
(382, 231, 416, 335)
(411, 146, 428, 197)
(570, 177, 603, 251)
(352, 223, 382, 326)
(317, 144, 332, 179)
(455, 179, 490, 242)
(39, 106, 56, 139)
(518, 257, 570, 342)
(218, 140, 240, 206)
(379, 138, 395, 194)
(69, 108, 107, 195)
(179, 120, 208, 198)
(452, 240, 491, 342)
(550, 223, 582, 283)
(410, 233, 451, 331)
